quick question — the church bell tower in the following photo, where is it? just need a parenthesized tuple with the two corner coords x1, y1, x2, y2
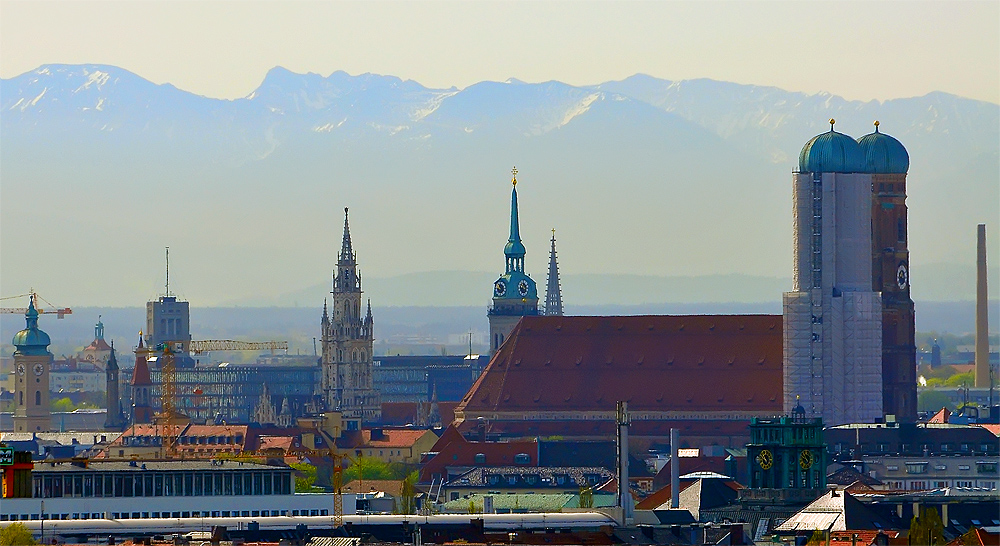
(12, 296, 52, 433)
(860, 121, 917, 422)
(488, 168, 539, 353)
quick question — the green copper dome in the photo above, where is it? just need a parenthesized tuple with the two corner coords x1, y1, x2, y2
(857, 122, 909, 174)
(12, 296, 51, 356)
(798, 120, 865, 173)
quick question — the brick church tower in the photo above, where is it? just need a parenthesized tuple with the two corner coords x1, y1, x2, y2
(860, 121, 917, 422)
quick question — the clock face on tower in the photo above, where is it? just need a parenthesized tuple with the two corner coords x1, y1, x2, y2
(33, 363, 45, 376)
(16, 364, 25, 376)
(896, 263, 908, 290)
(518, 279, 530, 297)
(494, 280, 507, 298)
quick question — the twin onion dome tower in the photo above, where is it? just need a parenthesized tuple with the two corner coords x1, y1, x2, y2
(488, 168, 563, 354)
(785, 120, 916, 426)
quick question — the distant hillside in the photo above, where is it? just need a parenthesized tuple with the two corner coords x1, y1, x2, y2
(1, 65, 997, 308)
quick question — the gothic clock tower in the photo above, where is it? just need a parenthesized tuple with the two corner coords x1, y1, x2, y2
(321, 208, 380, 422)
(488, 168, 539, 353)
(860, 122, 917, 422)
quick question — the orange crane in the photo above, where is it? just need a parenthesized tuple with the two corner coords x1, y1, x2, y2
(0, 291, 72, 318)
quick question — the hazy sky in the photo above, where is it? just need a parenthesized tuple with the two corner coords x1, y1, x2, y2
(1, 0, 998, 104)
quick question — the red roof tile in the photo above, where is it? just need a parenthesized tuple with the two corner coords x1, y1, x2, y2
(976, 423, 1000, 437)
(928, 408, 950, 423)
(131, 351, 152, 386)
(456, 315, 782, 415)
(419, 425, 537, 483)
(360, 428, 434, 449)
(85, 338, 113, 352)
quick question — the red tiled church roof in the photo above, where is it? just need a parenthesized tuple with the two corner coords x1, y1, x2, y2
(456, 315, 782, 415)
(131, 346, 152, 386)
(419, 425, 538, 483)
(85, 338, 113, 352)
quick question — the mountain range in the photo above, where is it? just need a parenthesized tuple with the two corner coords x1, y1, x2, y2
(1, 65, 997, 307)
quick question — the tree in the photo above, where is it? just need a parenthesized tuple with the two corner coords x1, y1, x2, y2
(0, 522, 37, 546)
(342, 455, 410, 482)
(398, 470, 419, 515)
(917, 390, 954, 413)
(579, 486, 594, 508)
(290, 462, 322, 493)
(909, 507, 945, 545)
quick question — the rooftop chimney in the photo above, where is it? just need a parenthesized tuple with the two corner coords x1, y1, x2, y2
(976, 224, 990, 388)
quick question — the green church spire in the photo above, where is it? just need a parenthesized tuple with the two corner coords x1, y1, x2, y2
(504, 167, 526, 272)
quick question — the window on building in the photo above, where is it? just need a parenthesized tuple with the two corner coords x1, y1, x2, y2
(905, 463, 928, 474)
(35, 391, 41, 405)
(977, 462, 998, 474)
(475, 453, 486, 464)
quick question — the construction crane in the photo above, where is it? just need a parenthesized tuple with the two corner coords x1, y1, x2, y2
(0, 291, 73, 318)
(154, 342, 181, 459)
(147, 338, 288, 458)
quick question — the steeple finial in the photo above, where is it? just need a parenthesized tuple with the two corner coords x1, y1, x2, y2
(829, 118, 836, 131)
(503, 169, 527, 270)
(340, 207, 354, 264)
(544, 229, 564, 316)
(25, 293, 39, 328)
(874, 120, 880, 133)
(511, 166, 518, 186)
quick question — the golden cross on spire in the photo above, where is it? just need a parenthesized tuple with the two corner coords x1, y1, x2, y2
(511, 166, 518, 186)
(874, 120, 880, 132)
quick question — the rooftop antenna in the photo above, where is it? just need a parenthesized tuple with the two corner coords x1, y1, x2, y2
(165, 246, 170, 296)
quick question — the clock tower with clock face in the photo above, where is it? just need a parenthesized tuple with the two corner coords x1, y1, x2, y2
(488, 168, 539, 353)
(860, 122, 917, 422)
(320, 208, 381, 422)
(12, 295, 52, 433)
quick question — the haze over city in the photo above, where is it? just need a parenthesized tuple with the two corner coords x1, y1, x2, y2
(3, 2, 1000, 542)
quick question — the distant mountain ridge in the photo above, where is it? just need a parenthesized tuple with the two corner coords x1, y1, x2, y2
(1, 64, 996, 307)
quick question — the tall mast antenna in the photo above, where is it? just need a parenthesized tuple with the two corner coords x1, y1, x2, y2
(165, 246, 170, 296)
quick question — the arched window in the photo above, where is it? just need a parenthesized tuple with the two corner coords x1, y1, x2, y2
(19, 391, 23, 405)
(35, 391, 41, 405)
(360, 351, 366, 362)
(897, 218, 906, 242)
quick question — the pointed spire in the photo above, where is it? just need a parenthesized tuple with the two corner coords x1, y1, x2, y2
(503, 167, 527, 272)
(322, 298, 329, 324)
(108, 340, 118, 371)
(366, 299, 373, 322)
(544, 229, 564, 316)
(25, 293, 39, 329)
(339, 207, 355, 264)
(509, 167, 521, 246)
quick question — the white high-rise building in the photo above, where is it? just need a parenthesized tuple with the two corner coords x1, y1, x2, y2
(783, 120, 883, 425)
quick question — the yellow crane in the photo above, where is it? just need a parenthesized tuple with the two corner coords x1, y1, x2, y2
(188, 339, 288, 355)
(149, 338, 288, 458)
(0, 291, 72, 318)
